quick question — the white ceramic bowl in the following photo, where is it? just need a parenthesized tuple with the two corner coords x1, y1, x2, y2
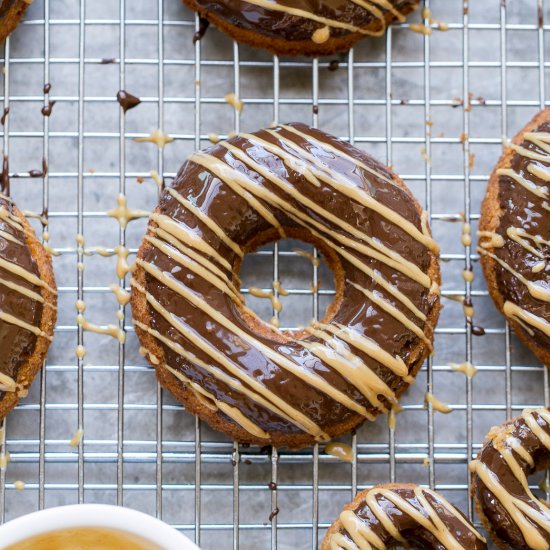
(0, 504, 200, 549)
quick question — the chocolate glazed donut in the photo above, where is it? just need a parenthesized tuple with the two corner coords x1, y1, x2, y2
(182, 0, 419, 56)
(0, 193, 57, 421)
(131, 123, 441, 449)
(478, 108, 550, 367)
(0, 0, 32, 44)
(322, 483, 487, 549)
(470, 408, 550, 550)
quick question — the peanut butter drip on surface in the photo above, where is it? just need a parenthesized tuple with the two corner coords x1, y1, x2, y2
(471, 408, 550, 549)
(480, 122, 550, 351)
(327, 485, 486, 550)
(0, 194, 54, 391)
(325, 441, 354, 463)
(133, 123, 439, 442)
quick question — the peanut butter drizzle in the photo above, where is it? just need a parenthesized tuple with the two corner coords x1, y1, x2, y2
(133, 129, 173, 149)
(77, 314, 125, 343)
(325, 441, 354, 463)
(248, 287, 282, 312)
(135, 124, 438, 441)
(481, 128, 550, 345)
(167, 187, 243, 257)
(471, 408, 550, 549)
(328, 485, 486, 549)
(135, 259, 371, 418)
(240, 0, 406, 38)
(270, 127, 438, 253)
(110, 284, 130, 306)
(0, 199, 56, 380)
(461, 222, 472, 246)
(107, 194, 149, 229)
(503, 301, 550, 338)
(163, 363, 269, 439)
(425, 392, 453, 414)
(132, 291, 329, 440)
(449, 361, 478, 379)
(292, 247, 320, 267)
(195, 142, 433, 320)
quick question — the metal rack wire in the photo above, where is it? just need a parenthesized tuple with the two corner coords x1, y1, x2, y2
(0, 0, 549, 548)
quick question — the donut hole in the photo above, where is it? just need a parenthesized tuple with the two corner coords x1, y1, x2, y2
(235, 227, 344, 342)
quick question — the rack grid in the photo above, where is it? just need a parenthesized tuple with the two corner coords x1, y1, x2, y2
(0, 0, 549, 548)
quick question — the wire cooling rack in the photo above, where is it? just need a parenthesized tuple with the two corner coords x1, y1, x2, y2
(0, 1, 549, 548)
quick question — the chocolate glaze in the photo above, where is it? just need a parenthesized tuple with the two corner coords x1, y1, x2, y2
(493, 119, 550, 347)
(116, 90, 141, 113)
(332, 486, 486, 549)
(190, 0, 418, 42)
(0, 195, 43, 392)
(473, 409, 550, 549)
(135, 123, 439, 440)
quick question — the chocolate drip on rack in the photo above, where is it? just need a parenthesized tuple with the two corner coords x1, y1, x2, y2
(117, 90, 142, 113)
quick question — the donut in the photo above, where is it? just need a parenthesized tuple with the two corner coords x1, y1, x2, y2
(131, 123, 441, 449)
(322, 483, 488, 549)
(0, 0, 32, 44)
(182, 0, 420, 56)
(0, 193, 57, 421)
(470, 408, 550, 549)
(478, 108, 550, 366)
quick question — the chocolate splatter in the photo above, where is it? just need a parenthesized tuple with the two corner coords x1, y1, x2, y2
(41, 100, 56, 117)
(471, 325, 486, 336)
(1, 155, 9, 194)
(268, 508, 280, 521)
(100, 58, 116, 64)
(328, 60, 340, 72)
(117, 90, 141, 113)
(268, 482, 277, 491)
(312, 105, 319, 115)
(43, 83, 51, 94)
(28, 158, 48, 178)
(193, 18, 210, 44)
(1, 108, 8, 126)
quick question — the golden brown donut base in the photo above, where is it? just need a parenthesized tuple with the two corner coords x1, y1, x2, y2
(0, 0, 31, 44)
(131, 170, 440, 450)
(181, 0, 419, 56)
(479, 107, 550, 368)
(0, 205, 57, 421)
(471, 417, 550, 550)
